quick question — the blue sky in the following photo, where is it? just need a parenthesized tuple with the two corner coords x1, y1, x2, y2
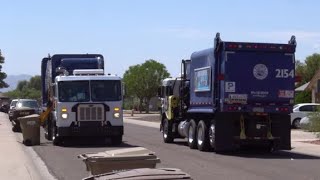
(1, 0, 320, 77)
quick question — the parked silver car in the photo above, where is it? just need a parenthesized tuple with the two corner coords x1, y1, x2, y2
(290, 103, 320, 128)
(15, 99, 41, 114)
(8, 99, 19, 120)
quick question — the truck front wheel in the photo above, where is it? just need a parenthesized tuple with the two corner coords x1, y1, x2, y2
(51, 122, 61, 146)
(45, 116, 52, 140)
(188, 120, 197, 149)
(197, 120, 210, 151)
(162, 118, 174, 143)
(111, 135, 123, 145)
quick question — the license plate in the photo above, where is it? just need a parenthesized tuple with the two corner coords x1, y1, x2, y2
(252, 107, 264, 112)
(20, 112, 30, 115)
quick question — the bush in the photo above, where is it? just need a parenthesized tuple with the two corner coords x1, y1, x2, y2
(302, 112, 320, 137)
(295, 91, 311, 104)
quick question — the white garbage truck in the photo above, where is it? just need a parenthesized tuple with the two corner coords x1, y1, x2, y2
(41, 54, 124, 145)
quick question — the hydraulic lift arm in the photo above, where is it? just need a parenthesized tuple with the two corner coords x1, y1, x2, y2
(39, 101, 53, 126)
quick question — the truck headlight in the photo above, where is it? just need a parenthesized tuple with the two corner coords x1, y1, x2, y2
(113, 107, 121, 118)
(61, 113, 68, 119)
(113, 112, 120, 118)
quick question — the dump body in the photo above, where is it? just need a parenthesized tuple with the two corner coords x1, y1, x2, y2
(188, 42, 296, 114)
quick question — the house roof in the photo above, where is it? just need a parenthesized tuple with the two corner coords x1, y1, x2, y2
(306, 69, 320, 90)
(295, 82, 310, 91)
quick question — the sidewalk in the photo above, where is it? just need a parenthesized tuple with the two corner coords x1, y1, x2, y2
(291, 130, 320, 157)
(0, 112, 54, 180)
(124, 117, 320, 157)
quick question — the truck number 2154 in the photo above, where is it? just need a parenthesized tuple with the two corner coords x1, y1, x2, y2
(275, 69, 294, 78)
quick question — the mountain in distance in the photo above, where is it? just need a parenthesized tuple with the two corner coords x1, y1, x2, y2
(0, 74, 32, 92)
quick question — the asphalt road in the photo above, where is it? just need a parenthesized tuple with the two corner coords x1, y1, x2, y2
(32, 122, 320, 180)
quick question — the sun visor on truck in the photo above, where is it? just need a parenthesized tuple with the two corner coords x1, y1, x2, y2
(60, 58, 104, 75)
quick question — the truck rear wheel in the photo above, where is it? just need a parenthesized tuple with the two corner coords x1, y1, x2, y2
(163, 118, 174, 143)
(188, 120, 197, 149)
(197, 120, 210, 151)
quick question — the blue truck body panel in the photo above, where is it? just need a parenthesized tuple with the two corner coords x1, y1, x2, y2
(188, 42, 296, 114)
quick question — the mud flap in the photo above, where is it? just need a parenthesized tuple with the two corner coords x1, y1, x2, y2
(214, 112, 236, 152)
(270, 114, 291, 150)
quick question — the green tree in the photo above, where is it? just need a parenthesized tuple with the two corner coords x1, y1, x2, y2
(304, 54, 320, 81)
(295, 60, 306, 86)
(123, 60, 170, 113)
(28, 75, 41, 90)
(295, 91, 311, 104)
(5, 75, 41, 100)
(296, 53, 320, 86)
(16, 80, 28, 91)
(0, 50, 9, 88)
(123, 64, 146, 112)
(294, 54, 320, 103)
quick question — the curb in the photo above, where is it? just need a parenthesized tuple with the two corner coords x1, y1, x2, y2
(16, 134, 58, 180)
(1, 112, 57, 180)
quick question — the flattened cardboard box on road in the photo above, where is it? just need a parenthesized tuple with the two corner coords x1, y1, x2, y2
(18, 114, 40, 146)
(83, 168, 192, 180)
(78, 147, 161, 175)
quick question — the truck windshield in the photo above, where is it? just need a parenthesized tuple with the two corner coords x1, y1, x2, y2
(58, 81, 90, 102)
(91, 80, 122, 101)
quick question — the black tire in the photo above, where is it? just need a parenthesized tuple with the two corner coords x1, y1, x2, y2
(12, 125, 21, 132)
(51, 121, 61, 146)
(23, 140, 32, 146)
(292, 118, 301, 129)
(111, 135, 123, 145)
(188, 120, 197, 149)
(209, 121, 216, 150)
(197, 120, 210, 151)
(45, 116, 52, 141)
(162, 118, 174, 143)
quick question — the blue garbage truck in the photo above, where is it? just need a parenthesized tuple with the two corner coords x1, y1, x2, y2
(41, 54, 124, 145)
(159, 33, 296, 152)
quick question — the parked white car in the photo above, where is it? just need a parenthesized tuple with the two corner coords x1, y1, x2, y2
(299, 116, 310, 128)
(291, 103, 320, 128)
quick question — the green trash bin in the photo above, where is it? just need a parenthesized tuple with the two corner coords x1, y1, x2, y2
(78, 147, 161, 175)
(18, 114, 40, 146)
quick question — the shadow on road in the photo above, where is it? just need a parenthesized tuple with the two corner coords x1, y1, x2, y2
(220, 149, 320, 160)
(170, 139, 320, 160)
(54, 138, 139, 149)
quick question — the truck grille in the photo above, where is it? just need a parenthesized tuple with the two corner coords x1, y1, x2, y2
(77, 104, 104, 121)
